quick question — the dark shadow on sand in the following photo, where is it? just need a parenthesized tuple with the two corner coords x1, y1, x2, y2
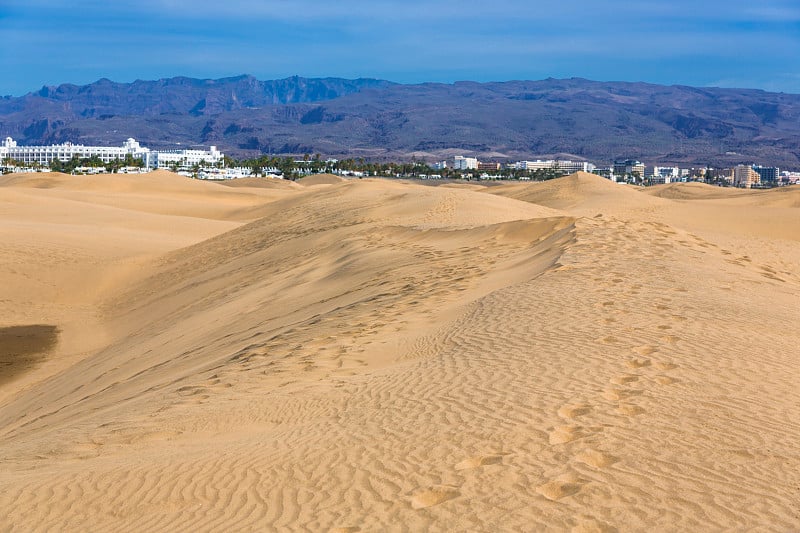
(0, 325, 59, 386)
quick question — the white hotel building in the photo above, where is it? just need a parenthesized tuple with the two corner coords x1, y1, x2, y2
(152, 145, 223, 169)
(512, 160, 595, 173)
(0, 137, 223, 170)
(1, 137, 150, 166)
(453, 155, 479, 170)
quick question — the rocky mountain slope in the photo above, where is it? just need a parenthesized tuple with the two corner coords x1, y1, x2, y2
(2, 76, 799, 167)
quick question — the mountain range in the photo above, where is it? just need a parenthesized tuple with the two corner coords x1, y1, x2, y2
(2, 75, 799, 168)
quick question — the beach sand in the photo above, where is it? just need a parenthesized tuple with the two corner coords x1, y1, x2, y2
(1, 171, 798, 531)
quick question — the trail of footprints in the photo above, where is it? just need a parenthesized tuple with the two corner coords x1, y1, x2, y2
(530, 333, 681, 511)
(404, 219, 688, 524)
(527, 221, 685, 517)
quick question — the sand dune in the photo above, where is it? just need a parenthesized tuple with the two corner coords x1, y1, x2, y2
(296, 173, 348, 186)
(644, 181, 755, 200)
(0, 170, 291, 220)
(489, 171, 670, 217)
(646, 181, 800, 208)
(217, 176, 303, 190)
(1, 172, 798, 531)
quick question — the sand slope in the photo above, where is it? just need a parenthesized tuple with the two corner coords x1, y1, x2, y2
(0, 170, 293, 220)
(1, 173, 798, 531)
(296, 173, 348, 186)
(489, 171, 670, 216)
(646, 181, 800, 208)
(217, 176, 303, 190)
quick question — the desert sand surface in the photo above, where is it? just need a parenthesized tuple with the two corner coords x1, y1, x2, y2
(1, 171, 798, 531)
(217, 176, 304, 191)
(296, 173, 348, 186)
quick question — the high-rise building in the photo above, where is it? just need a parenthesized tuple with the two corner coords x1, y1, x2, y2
(453, 156, 478, 170)
(733, 165, 760, 188)
(753, 165, 779, 184)
(513, 160, 594, 173)
(613, 159, 645, 177)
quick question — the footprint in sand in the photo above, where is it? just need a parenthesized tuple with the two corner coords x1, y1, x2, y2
(610, 375, 638, 385)
(615, 404, 645, 416)
(655, 362, 678, 371)
(602, 388, 642, 401)
(626, 358, 651, 369)
(653, 376, 680, 385)
(596, 335, 618, 345)
(572, 519, 618, 533)
(409, 486, 460, 509)
(455, 454, 504, 470)
(536, 478, 583, 501)
(176, 385, 211, 397)
(549, 425, 585, 444)
(574, 449, 618, 469)
(631, 345, 657, 356)
(557, 404, 592, 419)
(329, 528, 360, 533)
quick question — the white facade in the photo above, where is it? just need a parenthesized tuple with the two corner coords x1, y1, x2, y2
(153, 146, 223, 169)
(513, 160, 594, 173)
(1, 137, 150, 166)
(0, 137, 224, 170)
(651, 166, 679, 184)
(653, 166, 679, 178)
(453, 155, 478, 170)
(197, 167, 253, 180)
(556, 160, 595, 173)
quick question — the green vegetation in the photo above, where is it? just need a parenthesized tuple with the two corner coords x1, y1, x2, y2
(40, 153, 144, 174)
(104, 153, 145, 173)
(224, 153, 577, 182)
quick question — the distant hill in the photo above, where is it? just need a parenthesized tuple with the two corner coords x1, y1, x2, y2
(2, 75, 799, 168)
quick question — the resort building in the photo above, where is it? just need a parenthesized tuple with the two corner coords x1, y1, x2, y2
(152, 146, 223, 169)
(512, 160, 595, 173)
(652, 166, 679, 179)
(477, 161, 501, 171)
(0, 137, 224, 170)
(613, 159, 646, 177)
(733, 165, 761, 188)
(558, 160, 595, 173)
(753, 165, 779, 184)
(453, 156, 479, 170)
(1, 137, 149, 166)
(647, 166, 680, 184)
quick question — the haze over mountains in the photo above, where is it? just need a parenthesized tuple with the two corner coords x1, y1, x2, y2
(2, 75, 800, 168)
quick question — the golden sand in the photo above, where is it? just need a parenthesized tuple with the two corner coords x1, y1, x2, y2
(0, 171, 798, 530)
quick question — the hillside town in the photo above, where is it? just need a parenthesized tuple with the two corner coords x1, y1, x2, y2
(1, 136, 798, 188)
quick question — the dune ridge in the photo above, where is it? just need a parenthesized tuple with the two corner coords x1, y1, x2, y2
(0, 172, 798, 531)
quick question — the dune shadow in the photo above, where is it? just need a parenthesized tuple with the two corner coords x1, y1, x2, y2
(0, 325, 59, 386)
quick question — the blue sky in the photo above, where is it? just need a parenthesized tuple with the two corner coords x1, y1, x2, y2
(1, 0, 799, 95)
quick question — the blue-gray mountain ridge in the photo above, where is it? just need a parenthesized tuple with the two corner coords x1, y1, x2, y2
(2, 75, 799, 168)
